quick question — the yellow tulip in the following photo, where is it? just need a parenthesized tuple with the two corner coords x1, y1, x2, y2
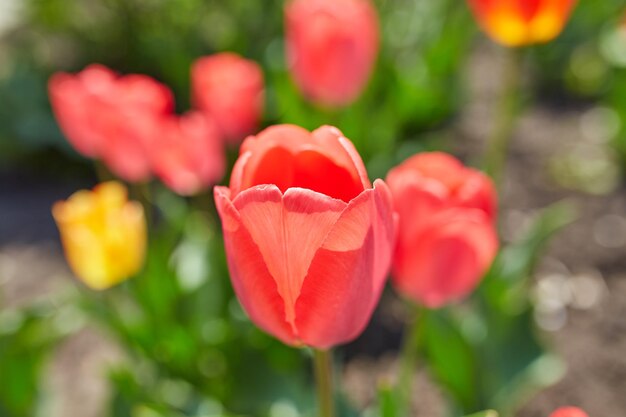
(52, 181, 146, 290)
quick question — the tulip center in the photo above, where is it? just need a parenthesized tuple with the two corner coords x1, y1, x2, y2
(243, 146, 364, 202)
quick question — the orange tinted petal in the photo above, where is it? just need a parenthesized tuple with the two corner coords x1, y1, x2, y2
(295, 181, 395, 347)
(467, 0, 576, 46)
(234, 125, 367, 202)
(214, 186, 297, 345)
(231, 185, 345, 332)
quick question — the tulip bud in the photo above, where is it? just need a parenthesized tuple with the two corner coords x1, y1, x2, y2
(192, 53, 264, 145)
(52, 182, 146, 290)
(151, 112, 225, 196)
(549, 407, 589, 417)
(285, 0, 380, 107)
(467, 0, 577, 47)
(386, 152, 498, 308)
(214, 124, 397, 348)
(49, 65, 174, 182)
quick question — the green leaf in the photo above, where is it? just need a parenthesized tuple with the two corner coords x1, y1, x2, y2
(422, 310, 478, 411)
(0, 301, 72, 417)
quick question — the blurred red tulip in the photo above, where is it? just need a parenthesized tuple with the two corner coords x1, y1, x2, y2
(192, 53, 264, 145)
(285, 0, 379, 107)
(151, 112, 225, 196)
(467, 0, 576, 47)
(214, 125, 396, 348)
(49, 64, 174, 182)
(550, 407, 589, 417)
(386, 152, 498, 308)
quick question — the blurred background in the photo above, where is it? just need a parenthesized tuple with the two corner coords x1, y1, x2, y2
(1, 1, 626, 417)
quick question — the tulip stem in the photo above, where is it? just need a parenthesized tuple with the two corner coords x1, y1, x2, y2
(484, 47, 524, 184)
(313, 349, 335, 417)
(396, 303, 422, 416)
(93, 160, 114, 183)
(135, 182, 153, 227)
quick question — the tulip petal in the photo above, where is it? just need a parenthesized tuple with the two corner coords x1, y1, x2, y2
(234, 125, 366, 202)
(455, 171, 497, 221)
(231, 185, 345, 328)
(311, 126, 371, 190)
(295, 180, 395, 348)
(192, 53, 264, 143)
(387, 168, 449, 240)
(393, 209, 498, 308)
(549, 407, 589, 417)
(214, 186, 297, 345)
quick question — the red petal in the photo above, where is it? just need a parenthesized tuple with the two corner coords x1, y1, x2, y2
(231, 186, 345, 329)
(214, 186, 297, 345)
(393, 209, 498, 308)
(233, 125, 367, 202)
(294, 180, 395, 348)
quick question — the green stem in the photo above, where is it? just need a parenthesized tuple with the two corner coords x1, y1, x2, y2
(484, 47, 525, 184)
(396, 303, 422, 417)
(93, 160, 113, 183)
(313, 349, 335, 417)
(133, 182, 153, 228)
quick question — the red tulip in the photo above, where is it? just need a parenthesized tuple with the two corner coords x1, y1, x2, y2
(467, 0, 577, 47)
(550, 407, 589, 417)
(214, 125, 396, 348)
(192, 53, 264, 145)
(386, 152, 498, 308)
(285, 0, 379, 107)
(151, 112, 225, 196)
(49, 64, 174, 182)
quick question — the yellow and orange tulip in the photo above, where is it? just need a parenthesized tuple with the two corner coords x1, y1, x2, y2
(52, 181, 146, 290)
(467, 0, 577, 47)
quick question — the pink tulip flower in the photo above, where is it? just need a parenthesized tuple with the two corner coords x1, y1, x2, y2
(214, 124, 396, 348)
(386, 152, 498, 308)
(192, 53, 264, 145)
(285, 0, 380, 107)
(151, 112, 225, 196)
(49, 64, 174, 182)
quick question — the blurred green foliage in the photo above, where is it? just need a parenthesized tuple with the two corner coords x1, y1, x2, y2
(3, 0, 625, 174)
(422, 202, 577, 417)
(529, 0, 625, 100)
(0, 294, 82, 417)
(1, 0, 625, 416)
(0, 0, 474, 169)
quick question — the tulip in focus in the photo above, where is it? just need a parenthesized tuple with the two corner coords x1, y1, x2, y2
(151, 112, 225, 196)
(285, 0, 379, 107)
(52, 181, 147, 290)
(49, 64, 174, 182)
(192, 53, 264, 144)
(214, 125, 396, 348)
(467, 0, 577, 47)
(549, 407, 589, 417)
(386, 152, 498, 308)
